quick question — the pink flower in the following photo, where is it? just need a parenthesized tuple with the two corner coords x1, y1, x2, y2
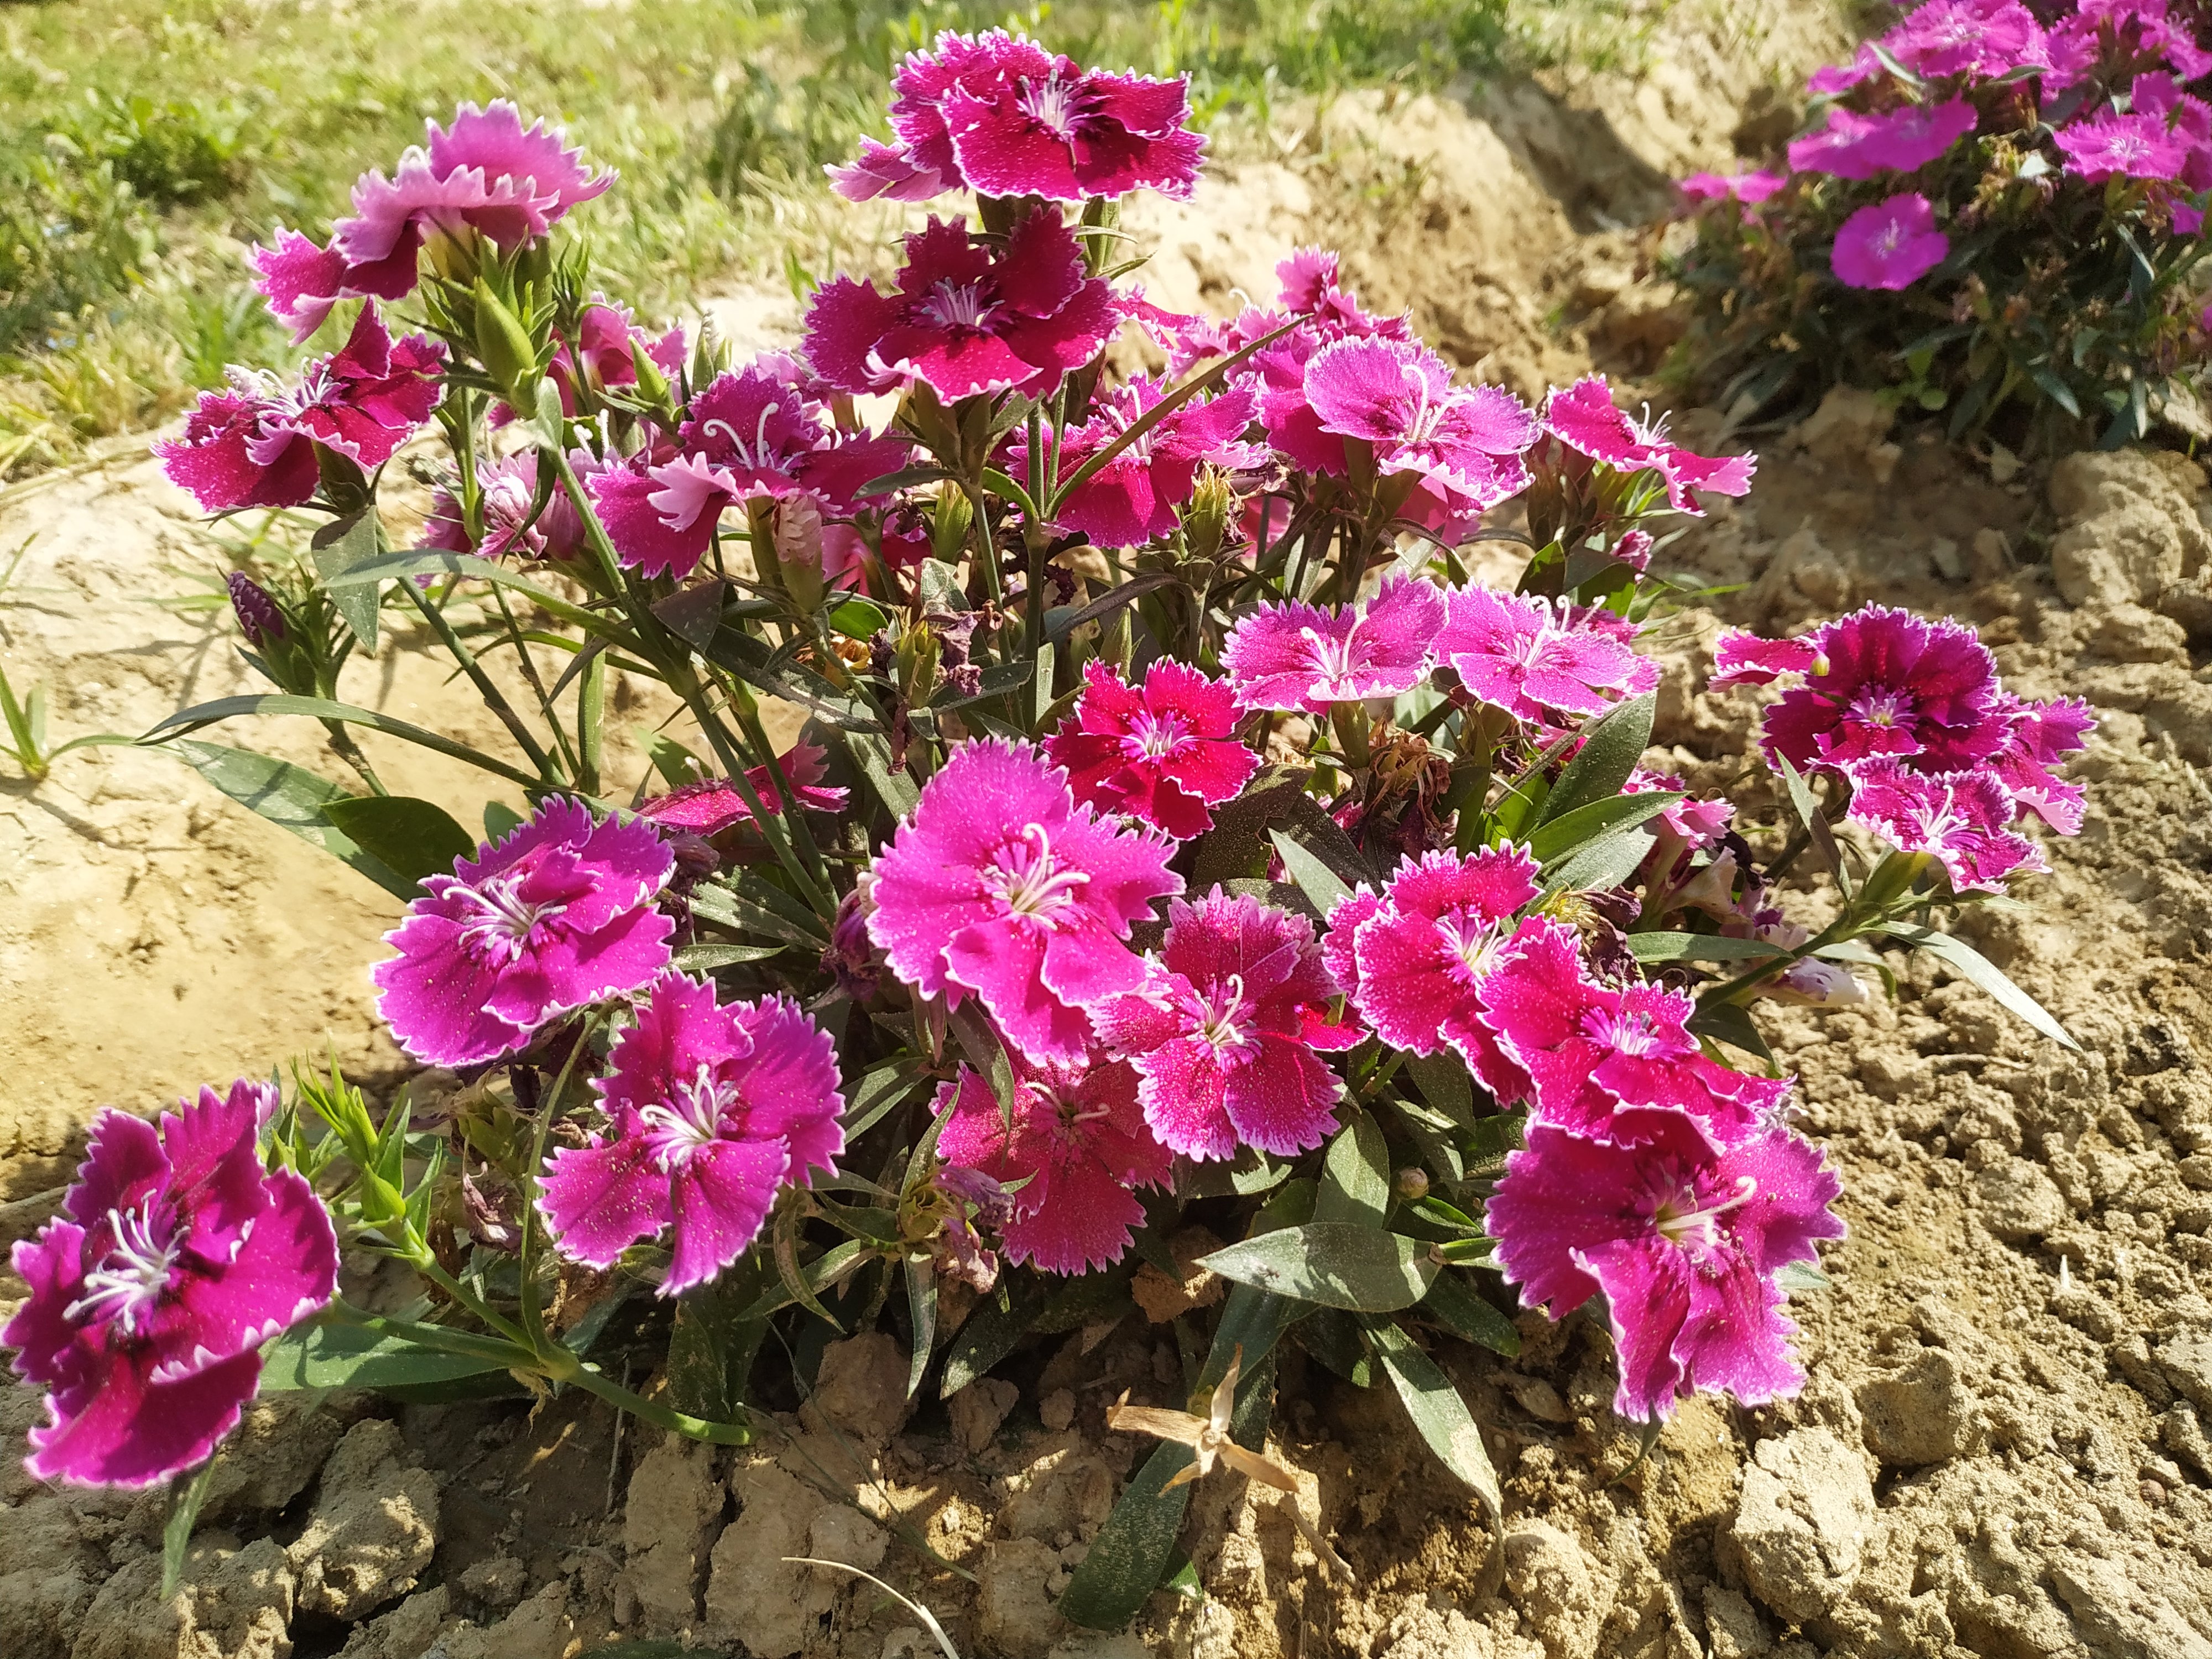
(1679, 170, 1786, 205)
(1487, 1118, 1844, 1420)
(5, 1082, 337, 1486)
(1541, 375, 1755, 512)
(1320, 888, 1380, 1005)
(637, 742, 851, 838)
(424, 451, 582, 562)
(1787, 101, 1978, 180)
(1709, 630, 1823, 690)
(1831, 194, 1949, 291)
(1303, 337, 1537, 512)
(865, 739, 1182, 1064)
(1091, 889, 1359, 1161)
(2055, 111, 2188, 182)
(252, 102, 612, 340)
(157, 307, 445, 512)
(549, 300, 686, 411)
(538, 973, 842, 1296)
(372, 799, 675, 1067)
(831, 30, 1203, 204)
(934, 1048, 1172, 1272)
(1015, 377, 1263, 547)
(1045, 660, 1259, 839)
(804, 212, 1118, 403)
(1883, 1, 2045, 80)
(1434, 587, 1659, 724)
(1843, 760, 2046, 893)
(1344, 845, 1540, 1105)
(1987, 693, 2094, 834)
(1220, 575, 1446, 714)
(1479, 920, 1788, 1151)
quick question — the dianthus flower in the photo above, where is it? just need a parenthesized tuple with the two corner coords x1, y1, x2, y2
(1988, 693, 2094, 834)
(547, 300, 687, 413)
(830, 30, 1203, 204)
(2043, 1, 2212, 92)
(1344, 844, 1540, 1104)
(252, 101, 612, 340)
(1714, 605, 2007, 777)
(227, 572, 285, 650)
(1882, 0, 2045, 79)
(1220, 575, 1446, 714)
(804, 212, 1118, 403)
(1434, 586, 1660, 724)
(539, 973, 842, 1295)
(1830, 194, 1949, 291)
(865, 739, 1182, 1064)
(1013, 377, 1263, 547)
(1678, 170, 1786, 205)
(1541, 376, 1755, 512)
(1091, 889, 1359, 1161)
(1319, 887, 1381, 1004)
(2054, 110, 2188, 183)
(422, 452, 581, 561)
(1843, 760, 2046, 894)
(1487, 1117, 1844, 1420)
(934, 1046, 1172, 1272)
(157, 308, 445, 513)
(637, 742, 851, 838)
(1479, 919, 1788, 1150)
(1303, 337, 1539, 511)
(1044, 660, 1259, 839)
(1787, 101, 1978, 180)
(6, 1081, 337, 1486)
(372, 799, 675, 1067)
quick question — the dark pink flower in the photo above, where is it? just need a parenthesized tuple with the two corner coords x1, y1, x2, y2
(832, 30, 1203, 204)
(804, 212, 1117, 402)
(2044, 1, 2212, 92)
(1844, 760, 2045, 893)
(1045, 660, 1258, 839)
(1625, 766, 1735, 851)
(1808, 45, 1883, 96)
(865, 739, 1182, 1064)
(1220, 575, 1446, 714)
(538, 973, 842, 1296)
(1304, 337, 1537, 511)
(1831, 194, 1948, 291)
(1479, 919, 1787, 1151)
(1091, 889, 1359, 1161)
(424, 451, 578, 561)
(1884, 1, 2044, 79)
(2056, 111, 2188, 182)
(1345, 845, 1540, 1105)
(637, 742, 850, 837)
(253, 102, 611, 340)
(1015, 377, 1263, 547)
(1679, 170, 1786, 204)
(554, 300, 686, 408)
(1488, 1117, 1844, 1420)
(372, 799, 675, 1068)
(1320, 888, 1380, 1005)
(1435, 586, 1659, 724)
(5, 1081, 336, 1486)
(1709, 630, 1823, 690)
(1541, 375, 1754, 512)
(1987, 693, 2094, 834)
(1787, 101, 1978, 180)
(934, 1047, 1171, 1273)
(156, 385, 321, 514)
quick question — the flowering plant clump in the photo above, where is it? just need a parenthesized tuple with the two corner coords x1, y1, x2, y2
(1668, 0, 2212, 448)
(7, 33, 2096, 1624)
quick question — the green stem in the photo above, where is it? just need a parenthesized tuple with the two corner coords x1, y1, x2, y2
(397, 578, 559, 781)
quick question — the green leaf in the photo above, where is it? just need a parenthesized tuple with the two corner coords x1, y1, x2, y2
(1295, 1306, 1376, 1386)
(1198, 1223, 1438, 1312)
(1537, 692, 1654, 825)
(311, 509, 383, 649)
(1891, 926, 2078, 1048)
(905, 1255, 938, 1400)
(688, 880, 830, 949)
(1689, 1000, 1775, 1066)
(171, 741, 411, 899)
(1404, 1052, 1475, 1129)
(1543, 827, 1655, 896)
(667, 1263, 768, 1425)
(1627, 932, 1786, 964)
(841, 1057, 934, 1140)
(1527, 791, 1679, 867)
(637, 728, 706, 790)
(162, 1455, 221, 1597)
(326, 549, 630, 643)
(1774, 754, 1845, 887)
(1313, 1108, 1390, 1228)
(320, 795, 474, 888)
(1364, 1318, 1500, 1515)
(827, 596, 891, 639)
(672, 942, 784, 971)
(941, 1273, 1048, 1399)
(484, 800, 525, 842)
(152, 695, 541, 789)
(1419, 1272, 1521, 1357)
(260, 1322, 509, 1391)
(739, 1237, 869, 1323)
(2028, 363, 2083, 419)
(1270, 826, 1355, 916)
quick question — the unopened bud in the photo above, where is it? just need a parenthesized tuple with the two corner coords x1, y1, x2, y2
(931, 484, 974, 562)
(628, 337, 671, 406)
(1181, 465, 1237, 563)
(1395, 1167, 1430, 1202)
(227, 571, 285, 650)
(473, 279, 542, 405)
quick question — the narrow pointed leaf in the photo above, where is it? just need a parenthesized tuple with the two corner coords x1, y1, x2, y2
(1198, 1223, 1438, 1312)
(1365, 1317, 1500, 1514)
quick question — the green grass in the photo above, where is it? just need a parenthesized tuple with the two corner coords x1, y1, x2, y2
(0, 0, 1676, 481)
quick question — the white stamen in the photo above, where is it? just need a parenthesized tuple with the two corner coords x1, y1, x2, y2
(65, 1204, 181, 1337)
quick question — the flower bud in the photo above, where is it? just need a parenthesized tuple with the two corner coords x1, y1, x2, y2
(1395, 1166, 1430, 1202)
(227, 571, 286, 650)
(931, 483, 974, 562)
(1181, 465, 1237, 563)
(627, 337, 671, 406)
(473, 279, 542, 406)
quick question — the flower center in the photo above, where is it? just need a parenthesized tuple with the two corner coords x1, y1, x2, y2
(1848, 686, 1916, 731)
(1652, 1175, 1759, 1250)
(451, 873, 565, 963)
(1297, 624, 1363, 698)
(1016, 71, 1091, 140)
(1190, 973, 1251, 1052)
(639, 1062, 740, 1166)
(1437, 909, 1502, 979)
(1397, 359, 1446, 445)
(1582, 1005, 1668, 1058)
(1872, 221, 1906, 259)
(1903, 783, 1969, 847)
(984, 823, 1091, 924)
(919, 279, 999, 333)
(1125, 708, 1191, 761)
(700, 400, 787, 469)
(65, 1203, 182, 1338)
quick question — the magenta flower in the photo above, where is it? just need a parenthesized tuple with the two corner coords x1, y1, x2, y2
(637, 742, 850, 837)
(1883, 1, 2044, 79)
(934, 1047, 1172, 1273)
(804, 212, 1118, 403)
(424, 452, 576, 561)
(1708, 629, 1822, 690)
(1303, 337, 1538, 511)
(1541, 375, 1755, 512)
(1988, 693, 2094, 834)
(5, 1081, 337, 1486)
(1434, 587, 1659, 724)
(539, 973, 842, 1296)
(1787, 101, 1978, 180)
(865, 739, 1181, 1064)
(1487, 1118, 1844, 1420)
(1220, 575, 1446, 715)
(1344, 845, 1540, 1105)
(831, 30, 1203, 204)
(252, 101, 612, 340)
(1830, 194, 1948, 291)
(1044, 660, 1259, 839)
(372, 799, 675, 1068)
(549, 300, 687, 411)
(1479, 920, 1787, 1151)
(1319, 888, 1381, 1007)
(2055, 111, 2188, 182)
(1015, 377, 1263, 547)
(157, 387, 320, 513)
(1091, 889, 1359, 1161)
(1843, 760, 2046, 894)
(1679, 170, 1786, 205)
